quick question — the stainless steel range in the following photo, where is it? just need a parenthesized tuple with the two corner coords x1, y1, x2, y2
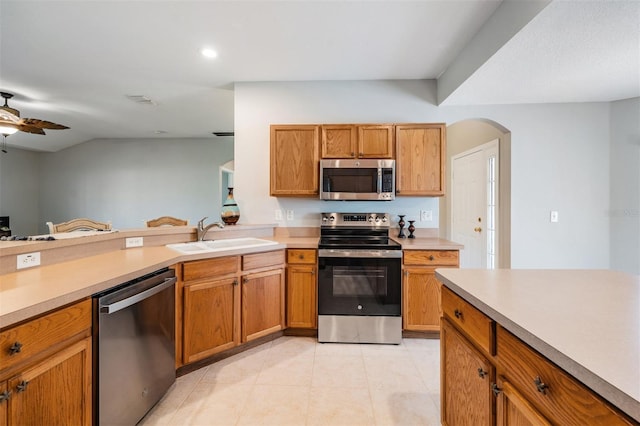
(317, 213, 402, 344)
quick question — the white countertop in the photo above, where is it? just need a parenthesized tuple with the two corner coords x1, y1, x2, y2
(435, 268, 640, 422)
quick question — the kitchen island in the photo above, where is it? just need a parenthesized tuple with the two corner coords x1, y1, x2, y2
(436, 268, 639, 424)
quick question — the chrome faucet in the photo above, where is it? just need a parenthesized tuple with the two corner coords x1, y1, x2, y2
(197, 217, 225, 241)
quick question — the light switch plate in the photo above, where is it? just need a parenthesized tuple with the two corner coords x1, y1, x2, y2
(550, 211, 559, 223)
(286, 210, 294, 221)
(420, 210, 433, 221)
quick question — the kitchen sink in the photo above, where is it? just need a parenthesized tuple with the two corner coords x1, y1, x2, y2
(166, 237, 278, 254)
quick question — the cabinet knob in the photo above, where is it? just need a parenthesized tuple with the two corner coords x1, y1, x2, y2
(243, 278, 249, 284)
(359, 152, 363, 157)
(233, 279, 238, 286)
(533, 376, 548, 394)
(477, 368, 487, 379)
(474, 227, 482, 233)
(8, 341, 22, 355)
(454, 309, 463, 319)
(311, 269, 315, 275)
(0, 390, 11, 402)
(298, 254, 304, 260)
(428, 255, 435, 261)
(15, 380, 29, 393)
(350, 152, 355, 157)
(491, 383, 502, 396)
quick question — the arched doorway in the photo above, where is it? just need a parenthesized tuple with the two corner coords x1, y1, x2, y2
(442, 119, 511, 268)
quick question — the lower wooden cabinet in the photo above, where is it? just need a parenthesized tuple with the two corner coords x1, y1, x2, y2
(441, 288, 637, 426)
(182, 276, 240, 363)
(0, 300, 92, 426)
(441, 318, 493, 426)
(496, 377, 551, 426)
(178, 250, 286, 365)
(242, 268, 285, 342)
(286, 249, 317, 329)
(402, 250, 459, 332)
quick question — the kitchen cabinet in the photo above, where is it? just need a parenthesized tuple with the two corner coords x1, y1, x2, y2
(402, 250, 459, 333)
(441, 286, 636, 426)
(270, 125, 320, 196)
(441, 318, 493, 426)
(179, 250, 286, 365)
(321, 124, 394, 158)
(495, 325, 635, 426)
(396, 123, 446, 196)
(286, 249, 317, 329)
(241, 250, 285, 342)
(0, 300, 92, 426)
(181, 256, 240, 364)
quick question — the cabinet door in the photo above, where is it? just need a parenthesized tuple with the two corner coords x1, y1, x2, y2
(0, 382, 7, 426)
(7, 337, 91, 426)
(441, 319, 492, 426)
(358, 125, 394, 158)
(286, 264, 317, 329)
(242, 268, 285, 342)
(396, 123, 446, 196)
(321, 125, 357, 158)
(270, 125, 320, 196)
(402, 267, 441, 332)
(183, 277, 240, 363)
(496, 377, 551, 426)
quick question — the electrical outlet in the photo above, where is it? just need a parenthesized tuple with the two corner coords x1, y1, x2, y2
(550, 211, 559, 223)
(17, 252, 41, 269)
(420, 210, 433, 222)
(286, 210, 294, 221)
(125, 237, 144, 248)
(275, 209, 283, 221)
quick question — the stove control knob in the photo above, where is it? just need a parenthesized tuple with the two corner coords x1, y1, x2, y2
(329, 215, 335, 222)
(368, 216, 374, 222)
(322, 216, 328, 223)
(381, 216, 388, 223)
(357, 305, 363, 310)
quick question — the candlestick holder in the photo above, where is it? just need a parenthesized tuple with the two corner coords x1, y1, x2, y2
(407, 220, 416, 239)
(397, 215, 406, 238)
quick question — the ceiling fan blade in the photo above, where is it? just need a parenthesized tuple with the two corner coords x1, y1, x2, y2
(20, 118, 69, 130)
(17, 124, 46, 135)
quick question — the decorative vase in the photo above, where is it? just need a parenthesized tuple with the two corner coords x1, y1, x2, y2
(221, 187, 240, 225)
(398, 215, 406, 238)
(408, 220, 416, 239)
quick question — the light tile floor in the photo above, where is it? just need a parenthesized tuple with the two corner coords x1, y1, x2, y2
(140, 337, 441, 426)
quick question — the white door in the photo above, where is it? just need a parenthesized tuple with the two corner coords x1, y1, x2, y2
(451, 140, 499, 269)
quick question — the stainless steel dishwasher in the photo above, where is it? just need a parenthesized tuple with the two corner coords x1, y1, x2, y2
(93, 267, 176, 426)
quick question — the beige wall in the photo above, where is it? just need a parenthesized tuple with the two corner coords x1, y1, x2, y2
(442, 119, 511, 268)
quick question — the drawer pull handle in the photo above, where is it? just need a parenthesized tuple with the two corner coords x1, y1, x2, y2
(534, 376, 548, 394)
(16, 380, 29, 393)
(8, 341, 23, 355)
(454, 309, 463, 319)
(0, 390, 11, 402)
(491, 383, 502, 396)
(428, 255, 435, 261)
(477, 368, 488, 379)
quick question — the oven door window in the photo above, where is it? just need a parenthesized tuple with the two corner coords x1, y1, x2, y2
(318, 257, 401, 316)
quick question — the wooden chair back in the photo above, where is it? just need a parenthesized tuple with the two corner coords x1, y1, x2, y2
(46, 218, 112, 233)
(146, 216, 188, 227)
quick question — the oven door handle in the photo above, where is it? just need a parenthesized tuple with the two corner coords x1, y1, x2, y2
(318, 249, 402, 259)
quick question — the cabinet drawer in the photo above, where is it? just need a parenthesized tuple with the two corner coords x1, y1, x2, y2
(441, 286, 493, 354)
(404, 250, 459, 266)
(496, 326, 634, 426)
(243, 249, 285, 271)
(0, 299, 92, 372)
(183, 256, 239, 281)
(287, 249, 316, 264)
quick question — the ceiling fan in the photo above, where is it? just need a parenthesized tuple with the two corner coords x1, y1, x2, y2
(0, 92, 70, 136)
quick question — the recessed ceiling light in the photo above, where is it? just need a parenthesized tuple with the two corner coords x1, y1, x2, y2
(201, 48, 218, 59)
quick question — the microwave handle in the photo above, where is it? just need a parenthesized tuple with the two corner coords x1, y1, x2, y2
(377, 168, 382, 194)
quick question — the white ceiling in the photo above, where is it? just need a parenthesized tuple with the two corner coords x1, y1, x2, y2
(0, 0, 638, 152)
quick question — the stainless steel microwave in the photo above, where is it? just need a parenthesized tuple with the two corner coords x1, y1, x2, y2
(320, 159, 395, 201)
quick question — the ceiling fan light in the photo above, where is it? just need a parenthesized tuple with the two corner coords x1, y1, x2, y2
(0, 123, 18, 135)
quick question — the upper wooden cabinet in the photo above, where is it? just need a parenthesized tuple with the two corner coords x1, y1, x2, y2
(321, 124, 394, 159)
(396, 123, 446, 196)
(270, 125, 320, 197)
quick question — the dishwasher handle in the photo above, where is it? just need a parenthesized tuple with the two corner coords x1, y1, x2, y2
(100, 276, 176, 314)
